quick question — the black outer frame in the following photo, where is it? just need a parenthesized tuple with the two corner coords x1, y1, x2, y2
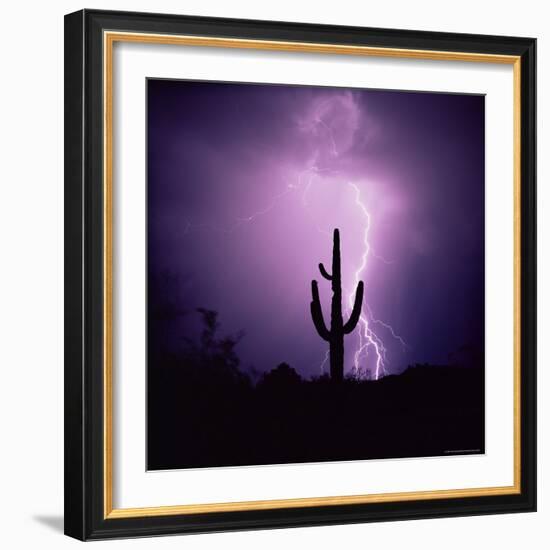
(64, 9, 536, 541)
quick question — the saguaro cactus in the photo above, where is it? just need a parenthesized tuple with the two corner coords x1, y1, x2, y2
(310, 229, 364, 382)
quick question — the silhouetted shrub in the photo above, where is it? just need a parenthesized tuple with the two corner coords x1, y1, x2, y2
(258, 362, 302, 390)
(180, 308, 250, 387)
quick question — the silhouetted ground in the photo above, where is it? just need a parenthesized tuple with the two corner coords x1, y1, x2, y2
(148, 358, 484, 470)
(147, 308, 484, 469)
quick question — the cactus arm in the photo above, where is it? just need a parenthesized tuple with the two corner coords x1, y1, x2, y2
(310, 280, 331, 341)
(318, 263, 332, 280)
(343, 281, 364, 334)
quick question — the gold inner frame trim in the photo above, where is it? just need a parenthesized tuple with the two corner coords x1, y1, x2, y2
(103, 30, 522, 519)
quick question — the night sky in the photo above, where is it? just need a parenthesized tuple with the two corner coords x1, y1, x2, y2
(147, 79, 485, 380)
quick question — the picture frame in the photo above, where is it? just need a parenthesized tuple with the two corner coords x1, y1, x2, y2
(64, 9, 536, 541)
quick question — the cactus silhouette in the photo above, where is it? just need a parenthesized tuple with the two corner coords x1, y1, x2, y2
(310, 229, 364, 382)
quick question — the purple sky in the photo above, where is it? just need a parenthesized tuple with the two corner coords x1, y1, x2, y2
(147, 79, 485, 379)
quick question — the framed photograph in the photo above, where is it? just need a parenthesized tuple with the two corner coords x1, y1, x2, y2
(64, 9, 536, 540)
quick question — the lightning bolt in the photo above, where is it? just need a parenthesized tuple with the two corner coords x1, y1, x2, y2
(345, 182, 407, 380)
(182, 166, 331, 236)
(319, 349, 330, 375)
(369, 248, 395, 265)
(365, 303, 408, 350)
(315, 116, 338, 157)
